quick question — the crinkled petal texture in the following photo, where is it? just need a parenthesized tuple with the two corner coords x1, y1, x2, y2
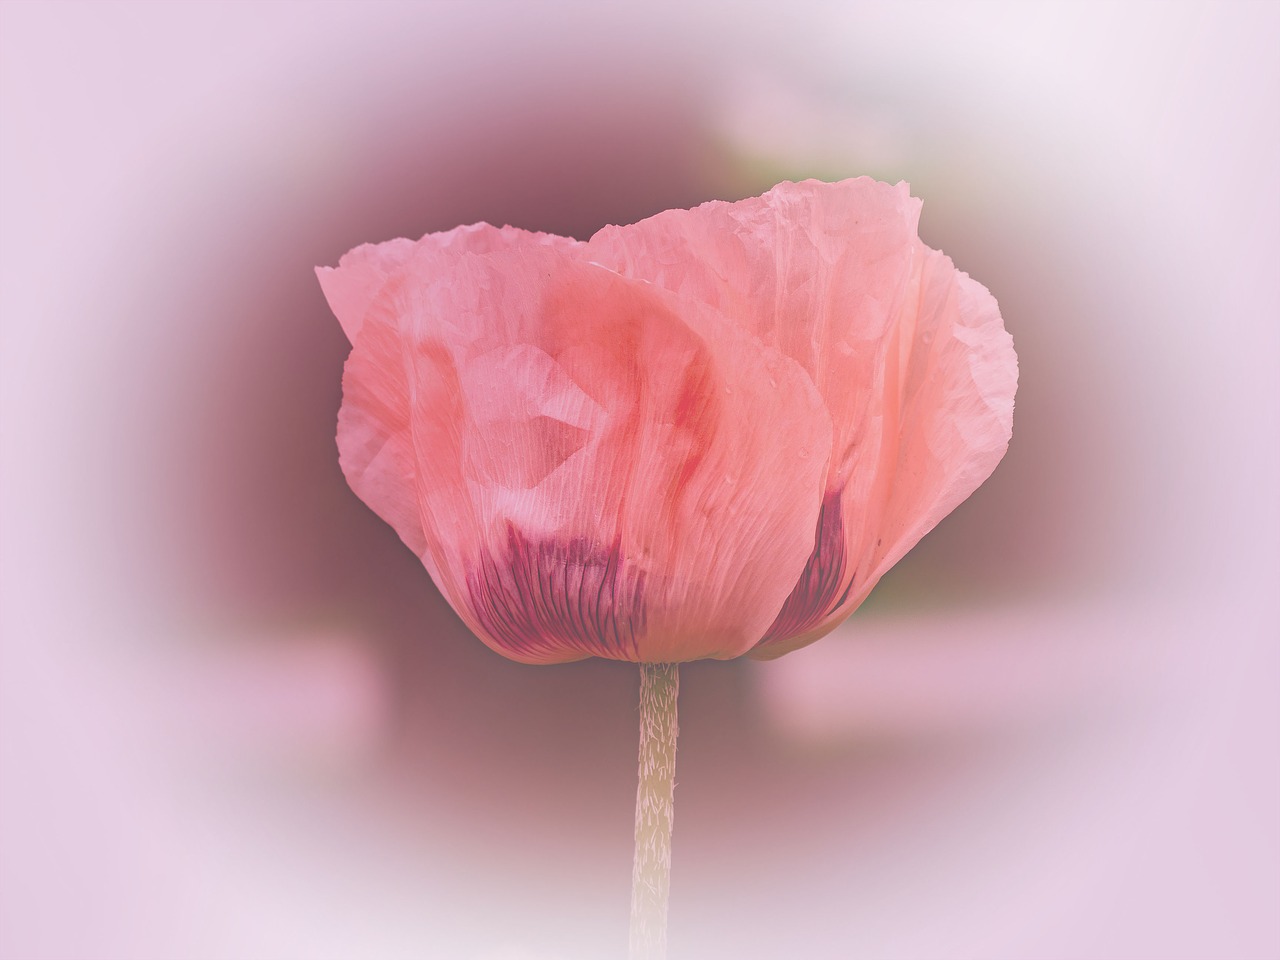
(321, 225, 833, 664)
(587, 178, 1017, 658)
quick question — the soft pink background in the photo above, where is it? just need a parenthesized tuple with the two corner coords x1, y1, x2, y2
(2, 2, 1277, 959)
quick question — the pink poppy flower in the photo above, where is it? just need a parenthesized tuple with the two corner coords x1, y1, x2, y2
(318, 178, 1016, 666)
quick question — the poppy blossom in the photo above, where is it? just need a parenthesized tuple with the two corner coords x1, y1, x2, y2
(317, 178, 1016, 666)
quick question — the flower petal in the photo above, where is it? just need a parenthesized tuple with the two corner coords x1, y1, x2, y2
(324, 227, 579, 577)
(337, 231, 832, 664)
(317, 237, 418, 344)
(318, 224, 581, 344)
(586, 179, 1017, 656)
(754, 256, 1017, 658)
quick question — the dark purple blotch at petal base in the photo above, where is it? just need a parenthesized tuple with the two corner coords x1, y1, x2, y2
(757, 490, 852, 649)
(467, 525, 646, 661)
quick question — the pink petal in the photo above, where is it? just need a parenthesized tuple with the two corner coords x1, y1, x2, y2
(317, 224, 581, 344)
(316, 237, 417, 344)
(755, 255, 1017, 658)
(336, 231, 832, 664)
(321, 225, 588, 572)
(586, 179, 1017, 657)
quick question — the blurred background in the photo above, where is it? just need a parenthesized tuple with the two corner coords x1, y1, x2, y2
(2, 2, 1277, 958)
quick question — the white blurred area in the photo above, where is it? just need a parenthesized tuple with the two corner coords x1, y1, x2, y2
(2, 3, 1277, 959)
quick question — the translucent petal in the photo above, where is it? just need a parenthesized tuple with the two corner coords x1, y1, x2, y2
(586, 179, 1017, 656)
(334, 231, 832, 663)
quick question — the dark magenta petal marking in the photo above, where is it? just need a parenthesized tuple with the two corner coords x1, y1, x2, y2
(467, 525, 645, 660)
(757, 490, 853, 648)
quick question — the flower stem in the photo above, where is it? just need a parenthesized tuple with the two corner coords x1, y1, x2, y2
(629, 661, 679, 960)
